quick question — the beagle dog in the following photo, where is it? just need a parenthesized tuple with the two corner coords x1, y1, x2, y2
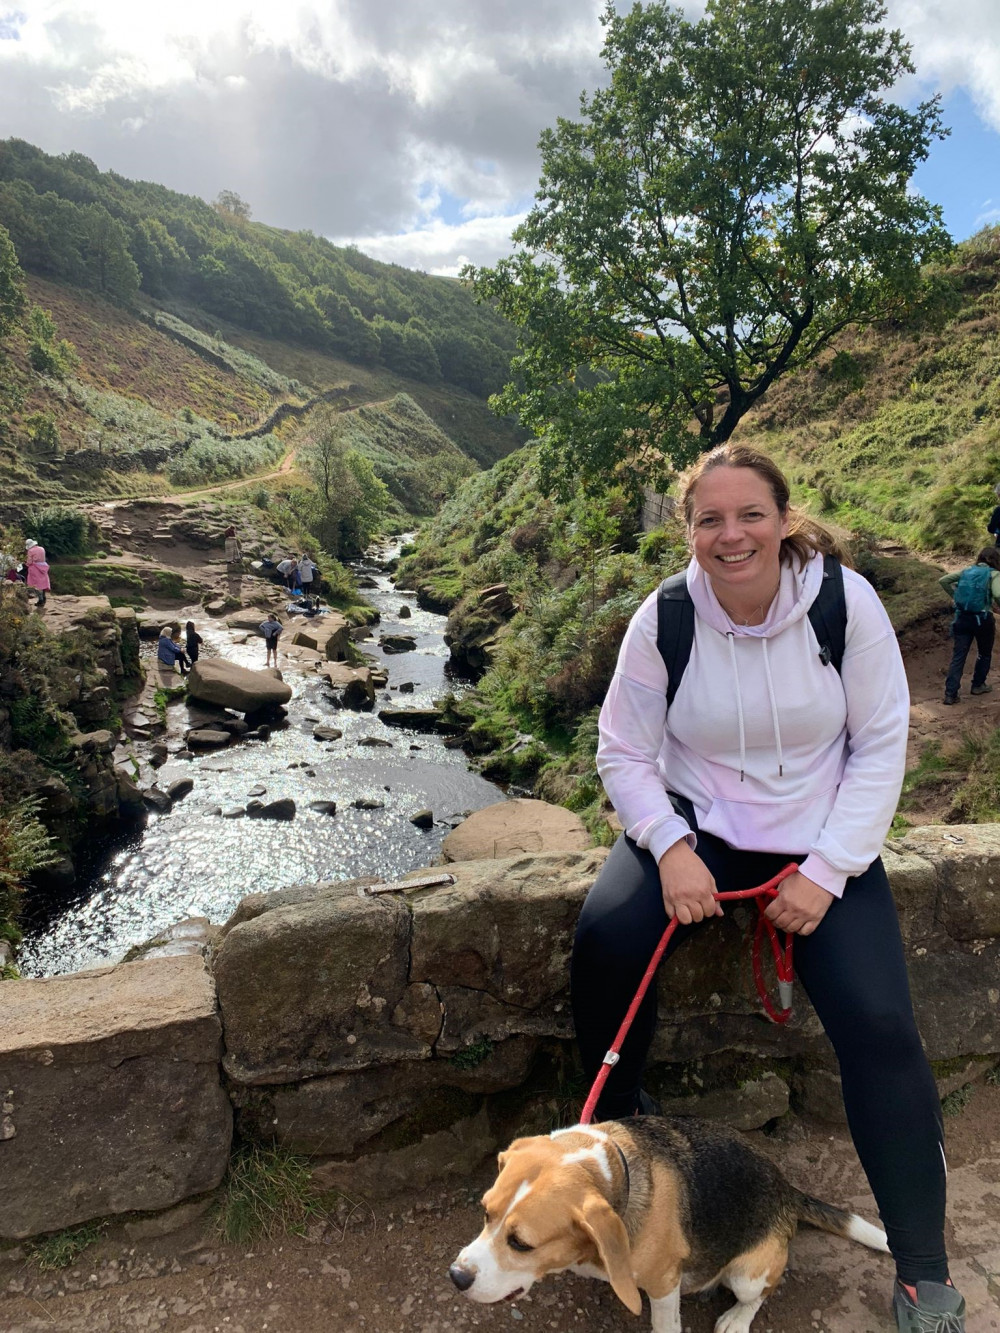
(449, 1116, 888, 1333)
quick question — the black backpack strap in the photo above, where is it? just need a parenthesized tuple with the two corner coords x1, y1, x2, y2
(807, 554, 847, 673)
(657, 572, 695, 708)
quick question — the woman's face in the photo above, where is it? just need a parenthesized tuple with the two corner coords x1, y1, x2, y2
(687, 466, 789, 596)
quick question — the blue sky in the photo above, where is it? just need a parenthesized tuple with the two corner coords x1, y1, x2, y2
(1, 2, 1000, 273)
(914, 89, 1000, 241)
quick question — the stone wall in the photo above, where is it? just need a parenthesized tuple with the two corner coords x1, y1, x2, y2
(2, 832, 999, 1237)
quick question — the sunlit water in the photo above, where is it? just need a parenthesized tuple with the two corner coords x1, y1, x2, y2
(19, 539, 506, 977)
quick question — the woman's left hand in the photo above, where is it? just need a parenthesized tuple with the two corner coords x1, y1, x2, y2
(764, 872, 834, 936)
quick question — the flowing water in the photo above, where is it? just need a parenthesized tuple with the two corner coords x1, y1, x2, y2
(19, 540, 506, 977)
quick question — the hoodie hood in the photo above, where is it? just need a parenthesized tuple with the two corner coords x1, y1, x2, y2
(686, 549, 825, 637)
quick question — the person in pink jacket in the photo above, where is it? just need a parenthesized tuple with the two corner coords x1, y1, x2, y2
(572, 442, 964, 1332)
(25, 539, 50, 608)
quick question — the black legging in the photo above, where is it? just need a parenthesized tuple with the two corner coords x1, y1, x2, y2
(571, 826, 948, 1285)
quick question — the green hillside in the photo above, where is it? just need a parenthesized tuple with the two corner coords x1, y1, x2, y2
(735, 228, 1000, 554)
(0, 139, 515, 399)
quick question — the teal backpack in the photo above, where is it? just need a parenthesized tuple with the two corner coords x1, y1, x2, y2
(953, 565, 994, 622)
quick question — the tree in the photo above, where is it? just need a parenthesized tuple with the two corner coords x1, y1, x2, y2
(213, 190, 252, 225)
(305, 426, 389, 556)
(469, 0, 951, 491)
(0, 222, 24, 339)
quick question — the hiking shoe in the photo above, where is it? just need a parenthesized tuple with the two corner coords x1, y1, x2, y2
(971, 683, 994, 695)
(892, 1280, 965, 1332)
(943, 694, 959, 705)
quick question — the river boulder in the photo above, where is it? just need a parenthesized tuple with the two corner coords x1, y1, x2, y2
(290, 613, 351, 661)
(187, 658, 292, 714)
(440, 798, 591, 863)
(319, 662, 375, 710)
(380, 634, 417, 654)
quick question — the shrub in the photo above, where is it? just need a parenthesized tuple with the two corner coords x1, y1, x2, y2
(0, 795, 59, 943)
(23, 506, 91, 558)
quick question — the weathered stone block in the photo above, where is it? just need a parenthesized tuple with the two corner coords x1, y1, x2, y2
(657, 1072, 790, 1131)
(233, 1037, 537, 1156)
(897, 825, 1000, 940)
(0, 957, 230, 1240)
(409, 851, 606, 1008)
(881, 841, 939, 944)
(215, 886, 420, 1084)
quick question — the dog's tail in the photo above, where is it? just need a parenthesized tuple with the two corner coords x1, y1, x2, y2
(794, 1192, 889, 1253)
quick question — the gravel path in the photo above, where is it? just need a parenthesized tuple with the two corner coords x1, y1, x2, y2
(3, 1085, 998, 1333)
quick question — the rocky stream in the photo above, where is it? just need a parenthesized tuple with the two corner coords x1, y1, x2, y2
(18, 540, 507, 978)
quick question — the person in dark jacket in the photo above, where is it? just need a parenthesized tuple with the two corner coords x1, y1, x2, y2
(185, 621, 203, 665)
(988, 484, 1000, 545)
(939, 547, 1000, 703)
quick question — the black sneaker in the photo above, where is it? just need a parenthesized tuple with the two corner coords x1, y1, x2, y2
(943, 694, 959, 705)
(971, 683, 993, 695)
(892, 1279, 965, 1332)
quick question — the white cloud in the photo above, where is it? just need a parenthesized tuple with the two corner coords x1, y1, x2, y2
(0, 1, 607, 246)
(4, 1, 1000, 271)
(340, 210, 529, 276)
(888, 1, 1000, 129)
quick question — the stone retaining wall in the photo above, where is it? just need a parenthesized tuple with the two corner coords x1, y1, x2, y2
(2, 831, 999, 1237)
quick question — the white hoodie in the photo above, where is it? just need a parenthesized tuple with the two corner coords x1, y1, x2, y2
(596, 551, 909, 897)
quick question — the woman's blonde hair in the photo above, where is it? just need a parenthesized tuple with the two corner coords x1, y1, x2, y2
(676, 442, 853, 570)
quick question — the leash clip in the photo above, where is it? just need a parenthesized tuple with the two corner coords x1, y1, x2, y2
(601, 1050, 620, 1068)
(778, 978, 794, 1012)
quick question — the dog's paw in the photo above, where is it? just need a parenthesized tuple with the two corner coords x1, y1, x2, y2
(713, 1302, 761, 1333)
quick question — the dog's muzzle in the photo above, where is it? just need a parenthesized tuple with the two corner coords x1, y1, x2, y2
(449, 1263, 476, 1292)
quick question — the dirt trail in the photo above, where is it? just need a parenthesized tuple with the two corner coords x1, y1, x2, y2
(2, 1086, 998, 1333)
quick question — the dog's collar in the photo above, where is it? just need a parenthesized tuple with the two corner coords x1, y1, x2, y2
(612, 1139, 631, 1216)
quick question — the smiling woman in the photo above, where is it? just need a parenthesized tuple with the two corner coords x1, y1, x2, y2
(572, 440, 968, 1330)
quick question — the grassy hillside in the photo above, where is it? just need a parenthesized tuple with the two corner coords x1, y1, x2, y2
(0, 138, 515, 400)
(0, 268, 517, 508)
(735, 227, 1000, 555)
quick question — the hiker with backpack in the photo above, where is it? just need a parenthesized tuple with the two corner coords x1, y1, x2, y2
(939, 548, 1000, 704)
(573, 443, 965, 1332)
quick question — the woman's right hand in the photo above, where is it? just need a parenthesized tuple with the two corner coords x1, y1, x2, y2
(657, 840, 721, 925)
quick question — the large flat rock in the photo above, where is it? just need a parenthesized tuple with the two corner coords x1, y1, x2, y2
(0, 956, 231, 1239)
(441, 798, 591, 862)
(290, 613, 351, 661)
(187, 657, 292, 713)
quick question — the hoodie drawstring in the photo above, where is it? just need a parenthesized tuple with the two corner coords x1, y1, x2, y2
(727, 633, 785, 780)
(761, 638, 784, 778)
(726, 633, 747, 782)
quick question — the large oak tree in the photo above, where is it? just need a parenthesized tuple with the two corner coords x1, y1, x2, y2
(470, 0, 950, 490)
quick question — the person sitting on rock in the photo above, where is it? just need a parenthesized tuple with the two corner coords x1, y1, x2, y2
(939, 547, 1000, 704)
(157, 625, 186, 675)
(260, 612, 283, 667)
(578, 442, 965, 1332)
(0, 548, 17, 588)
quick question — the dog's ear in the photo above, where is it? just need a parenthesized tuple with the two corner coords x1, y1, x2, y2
(572, 1195, 641, 1315)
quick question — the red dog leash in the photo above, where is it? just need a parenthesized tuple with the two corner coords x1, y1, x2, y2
(579, 862, 799, 1126)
